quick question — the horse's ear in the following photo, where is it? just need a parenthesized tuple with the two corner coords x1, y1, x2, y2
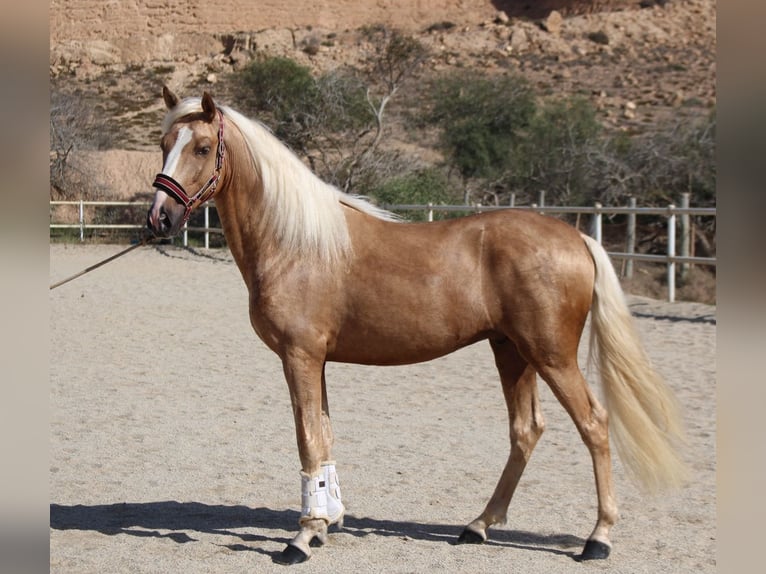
(162, 85, 179, 110)
(201, 92, 217, 122)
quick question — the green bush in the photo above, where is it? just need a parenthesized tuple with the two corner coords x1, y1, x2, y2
(508, 96, 603, 205)
(233, 56, 378, 183)
(371, 168, 460, 220)
(236, 56, 318, 117)
(234, 56, 320, 145)
(421, 72, 607, 205)
(424, 72, 536, 184)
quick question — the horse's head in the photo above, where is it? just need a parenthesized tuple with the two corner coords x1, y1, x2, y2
(147, 86, 226, 237)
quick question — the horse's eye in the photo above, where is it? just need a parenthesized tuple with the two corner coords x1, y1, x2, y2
(196, 146, 211, 156)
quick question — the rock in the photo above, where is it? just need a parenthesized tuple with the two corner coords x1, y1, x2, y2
(572, 43, 588, 56)
(509, 28, 530, 52)
(541, 10, 564, 35)
(83, 40, 121, 66)
(73, 60, 101, 81)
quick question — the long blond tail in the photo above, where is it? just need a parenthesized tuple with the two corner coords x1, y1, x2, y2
(582, 234, 688, 492)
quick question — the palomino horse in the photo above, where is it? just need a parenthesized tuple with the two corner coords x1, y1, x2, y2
(147, 88, 686, 565)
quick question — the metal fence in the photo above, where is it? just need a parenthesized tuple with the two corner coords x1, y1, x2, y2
(49, 200, 223, 249)
(50, 198, 716, 302)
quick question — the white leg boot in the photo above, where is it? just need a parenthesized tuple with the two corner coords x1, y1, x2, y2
(282, 462, 346, 564)
(321, 460, 344, 526)
(299, 460, 345, 527)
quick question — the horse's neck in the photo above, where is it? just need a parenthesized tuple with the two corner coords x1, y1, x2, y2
(214, 132, 271, 280)
(214, 119, 369, 285)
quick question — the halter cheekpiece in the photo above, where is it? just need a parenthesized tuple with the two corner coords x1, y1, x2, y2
(152, 109, 226, 224)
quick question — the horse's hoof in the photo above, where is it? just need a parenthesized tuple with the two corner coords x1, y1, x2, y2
(275, 544, 310, 565)
(578, 539, 611, 560)
(456, 527, 486, 545)
(309, 535, 325, 548)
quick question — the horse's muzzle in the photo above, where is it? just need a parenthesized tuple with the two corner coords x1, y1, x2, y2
(146, 205, 174, 238)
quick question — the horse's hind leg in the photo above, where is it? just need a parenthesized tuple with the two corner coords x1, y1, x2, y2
(534, 359, 618, 560)
(458, 337, 544, 543)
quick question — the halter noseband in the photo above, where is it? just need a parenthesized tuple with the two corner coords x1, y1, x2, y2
(152, 109, 226, 224)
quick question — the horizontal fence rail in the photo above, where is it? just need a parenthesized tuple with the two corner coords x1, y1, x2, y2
(49, 200, 223, 249)
(50, 199, 716, 302)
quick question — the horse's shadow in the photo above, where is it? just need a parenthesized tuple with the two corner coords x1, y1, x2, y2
(50, 501, 584, 560)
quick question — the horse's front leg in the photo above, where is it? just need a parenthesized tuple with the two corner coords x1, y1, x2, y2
(278, 351, 344, 565)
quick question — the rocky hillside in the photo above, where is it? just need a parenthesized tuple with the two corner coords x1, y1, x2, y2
(50, 0, 716, 199)
(50, 1, 648, 43)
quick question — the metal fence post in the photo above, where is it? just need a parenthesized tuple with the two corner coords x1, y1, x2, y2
(79, 199, 84, 242)
(594, 202, 603, 244)
(680, 192, 690, 279)
(204, 204, 210, 249)
(667, 205, 676, 303)
(183, 220, 188, 247)
(625, 197, 636, 279)
(427, 202, 433, 222)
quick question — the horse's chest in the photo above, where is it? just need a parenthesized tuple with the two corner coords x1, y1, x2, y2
(247, 282, 340, 355)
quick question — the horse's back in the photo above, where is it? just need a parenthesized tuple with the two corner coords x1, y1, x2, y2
(356, 208, 594, 295)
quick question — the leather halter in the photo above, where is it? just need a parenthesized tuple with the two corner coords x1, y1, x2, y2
(152, 109, 226, 224)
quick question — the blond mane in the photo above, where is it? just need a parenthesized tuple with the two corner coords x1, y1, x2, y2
(162, 97, 399, 263)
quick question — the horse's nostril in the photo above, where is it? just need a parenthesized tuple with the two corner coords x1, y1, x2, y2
(146, 206, 171, 237)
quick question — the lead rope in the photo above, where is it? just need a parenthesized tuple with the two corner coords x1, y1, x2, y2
(49, 235, 155, 290)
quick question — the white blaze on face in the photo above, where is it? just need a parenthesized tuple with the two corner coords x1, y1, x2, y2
(149, 126, 194, 225)
(162, 126, 193, 178)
